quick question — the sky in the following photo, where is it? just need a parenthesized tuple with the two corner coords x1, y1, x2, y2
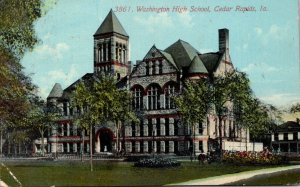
(21, 0, 299, 108)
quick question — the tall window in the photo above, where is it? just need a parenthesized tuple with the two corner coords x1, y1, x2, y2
(159, 61, 163, 74)
(165, 84, 176, 109)
(293, 132, 298, 140)
(132, 87, 143, 110)
(146, 62, 149, 75)
(147, 86, 160, 110)
(198, 122, 203, 135)
(152, 61, 155, 75)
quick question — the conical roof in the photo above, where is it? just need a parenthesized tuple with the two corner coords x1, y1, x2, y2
(164, 39, 199, 68)
(47, 83, 63, 98)
(94, 10, 128, 37)
(188, 55, 208, 74)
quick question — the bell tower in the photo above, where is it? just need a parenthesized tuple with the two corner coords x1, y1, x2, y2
(93, 10, 129, 80)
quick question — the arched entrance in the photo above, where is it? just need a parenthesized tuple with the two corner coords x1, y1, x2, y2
(95, 128, 114, 153)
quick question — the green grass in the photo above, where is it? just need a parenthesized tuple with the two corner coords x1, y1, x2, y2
(0, 160, 277, 186)
(230, 169, 300, 186)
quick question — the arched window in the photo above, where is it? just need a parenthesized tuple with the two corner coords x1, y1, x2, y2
(132, 87, 143, 110)
(147, 85, 160, 110)
(165, 84, 176, 109)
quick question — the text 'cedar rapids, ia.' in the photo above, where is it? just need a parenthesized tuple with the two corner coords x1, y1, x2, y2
(114, 5, 268, 13)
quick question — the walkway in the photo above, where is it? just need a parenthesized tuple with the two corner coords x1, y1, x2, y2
(167, 165, 300, 186)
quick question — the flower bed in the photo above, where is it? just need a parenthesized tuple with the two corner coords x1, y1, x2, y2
(134, 157, 181, 168)
(223, 150, 287, 165)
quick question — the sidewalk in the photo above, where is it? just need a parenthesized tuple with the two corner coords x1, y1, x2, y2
(167, 165, 300, 186)
(0, 180, 8, 187)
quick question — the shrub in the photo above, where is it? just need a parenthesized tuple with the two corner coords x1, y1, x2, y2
(223, 150, 287, 165)
(134, 157, 181, 168)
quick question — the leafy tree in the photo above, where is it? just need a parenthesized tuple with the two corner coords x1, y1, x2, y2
(175, 79, 211, 159)
(290, 103, 300, 113)
(0, 0, 53, 152)
(211, 70, 252, 157)
(25, 97, 60, 156)
(71, 74, 137, 171)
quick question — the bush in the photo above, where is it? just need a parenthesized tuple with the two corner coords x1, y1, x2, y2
(223, 150, 287, 165)
(134, 157, 181, 168)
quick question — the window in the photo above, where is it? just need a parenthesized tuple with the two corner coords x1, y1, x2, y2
(199, 122, 203, 135)
(103, 43, 107, 61)
(146, 62, 149, 75)
(274, 133, 279, 141)
(293, 132, 298, 140)
(165, 118, 169, 136)
(284, 133, 288, 141)
(159, 61, 163, 74)
(174, 120, 179, 135)
(69, 125, 73, 136)
(156, 118, 160, 136)
(132, 87, 143, 110)
(199, 141, 203, 152)
(147, 85, 160, 110)
(63, 102, 68, 116)
(165, 84, 176, 109)
(152, 61, 155, 75)
(69, 143, 73, 153)
(132, 122, 136, 137)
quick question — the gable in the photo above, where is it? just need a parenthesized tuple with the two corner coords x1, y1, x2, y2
(214, 53, 234, 76)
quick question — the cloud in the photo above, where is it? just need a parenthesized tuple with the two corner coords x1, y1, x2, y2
(43, 33, 52, 40)
(177, 12, 194, 28)
(254, 27, 263, 36)
(254, 24, 291, 45)
(134, 12, 173, 33)
(34, 42, 70, 59)
(259, 93, 300, 108)
(47, 64, 78, 84)
(200, 48, 214, 53)
(38, 64, 79, 98)
(241, 62, 279, 73)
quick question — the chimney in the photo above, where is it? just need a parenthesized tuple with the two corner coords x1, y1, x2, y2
(297, 118, 300, 124)
(218, 28, 229, 52)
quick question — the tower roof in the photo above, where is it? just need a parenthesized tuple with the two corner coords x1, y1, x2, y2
(164, 39, 199, 68)
(94, 10, 128, 37)
(47, 83, 63, 98)
(188, 55, 208, 74)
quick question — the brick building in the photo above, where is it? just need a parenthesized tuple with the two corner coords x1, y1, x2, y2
(46, 10, 249, 156)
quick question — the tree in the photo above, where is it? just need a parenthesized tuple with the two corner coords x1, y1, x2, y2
(0, 0, 53, 153)
(211, 70, 252, 157)
(175, 79, 211, 159)
(71, 74, 137, 171)
(26, 98, 60, 156)
(290, 103, 300, 113)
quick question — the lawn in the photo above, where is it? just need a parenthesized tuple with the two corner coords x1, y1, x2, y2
(0, 160, 276, 186)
